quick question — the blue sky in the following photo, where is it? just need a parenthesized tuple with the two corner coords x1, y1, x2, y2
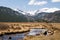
(0, 0, 60, 15)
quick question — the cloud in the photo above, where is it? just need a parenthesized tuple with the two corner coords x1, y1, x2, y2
(28, 0, 35, 5)
(13, 8, 18, 11)
(27, 10, 37, 15)
(26, 8, 60, 15)
(52, 0, 60, 2)
(38, 8, 60, 13)
(28, 0, 47, 6)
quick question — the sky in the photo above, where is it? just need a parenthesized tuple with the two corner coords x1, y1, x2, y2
(0, 0, 60, 15)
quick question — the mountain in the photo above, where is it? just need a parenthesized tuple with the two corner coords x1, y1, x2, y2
(0, 6, 60, 22)
(0, 6, 28, 22)
(34, 10, 60, 22)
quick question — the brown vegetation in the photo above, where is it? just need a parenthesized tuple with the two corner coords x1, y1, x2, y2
(0, 22, 60, 40)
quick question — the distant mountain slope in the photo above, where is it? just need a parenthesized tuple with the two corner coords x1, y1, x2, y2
(34, 10, 60, 22)
(0, 6, 28, 22)
(0, 6, 60, 22)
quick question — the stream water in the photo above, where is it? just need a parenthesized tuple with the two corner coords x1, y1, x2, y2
(0, 28, 47, 40)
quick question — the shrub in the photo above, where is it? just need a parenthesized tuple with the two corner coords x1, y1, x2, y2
(0, 24, 9, 30)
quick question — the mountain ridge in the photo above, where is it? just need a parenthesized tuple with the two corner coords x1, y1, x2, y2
(0, 6, 60, 22)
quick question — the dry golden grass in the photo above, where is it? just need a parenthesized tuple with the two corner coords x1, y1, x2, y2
(24, 30, 60, 40)
(0, 22, 60, 40)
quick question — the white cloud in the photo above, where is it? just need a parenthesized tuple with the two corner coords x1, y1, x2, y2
(12, 8, 60, 15)
(38, 8, 60, 13)
(26, 8, 60, 15)
(28, 0, 35, 5)
(52, 0, 60, 2)
(27, 10, 37, 15)
(28, 0, 47, 6)
(13, 8, 36, 15)
(13, 9, 18, 11)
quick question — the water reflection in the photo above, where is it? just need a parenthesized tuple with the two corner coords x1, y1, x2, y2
(27, 28, 47, 35)
(0, 28, 47, 40)
(1, 33, 26, 40)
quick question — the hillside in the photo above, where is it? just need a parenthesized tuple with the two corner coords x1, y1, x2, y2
(34, 10, 60, 22)
(0, 6, 28, 22)
(0, 6, 60, 22)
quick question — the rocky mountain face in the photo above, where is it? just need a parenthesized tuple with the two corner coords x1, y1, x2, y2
(0, 6, 28, 22)
(0, 6, 60, 22)
(34, 10, 60, 22)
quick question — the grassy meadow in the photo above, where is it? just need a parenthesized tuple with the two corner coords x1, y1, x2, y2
(0, 22, 60, 40)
